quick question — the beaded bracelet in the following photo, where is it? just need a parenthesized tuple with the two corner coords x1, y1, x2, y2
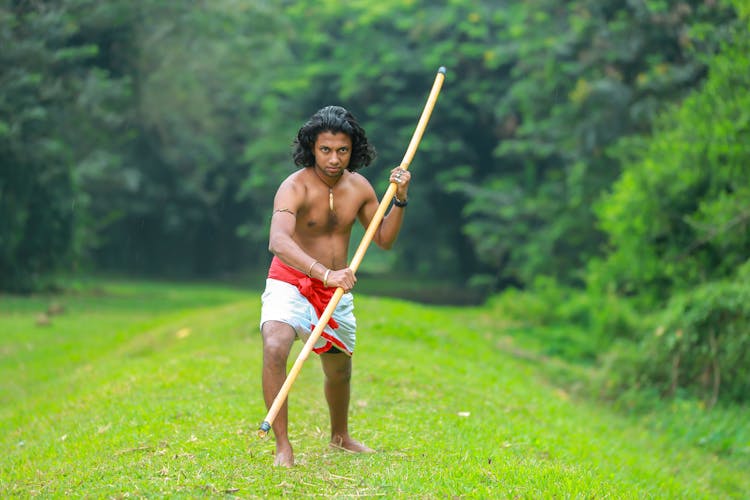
(394, 196, 408, 208)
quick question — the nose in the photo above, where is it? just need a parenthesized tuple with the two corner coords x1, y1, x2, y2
(330, 152, 340, 165)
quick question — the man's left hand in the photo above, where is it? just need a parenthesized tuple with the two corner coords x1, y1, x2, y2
(389, 167, 411, 200)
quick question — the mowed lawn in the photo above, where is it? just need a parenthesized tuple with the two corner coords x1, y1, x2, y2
(1, 280, 748, 498)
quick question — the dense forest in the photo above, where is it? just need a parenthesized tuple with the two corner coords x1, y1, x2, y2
(2, 0, 748, 403)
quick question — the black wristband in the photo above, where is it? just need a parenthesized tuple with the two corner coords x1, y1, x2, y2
(393, 196, 408, 208)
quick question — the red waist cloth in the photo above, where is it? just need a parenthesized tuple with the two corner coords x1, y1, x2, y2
(267, 256, 338, 329)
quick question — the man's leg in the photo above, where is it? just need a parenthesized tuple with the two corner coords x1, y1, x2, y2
(261, 320, 296, 467)
(320, 351, 375, 453)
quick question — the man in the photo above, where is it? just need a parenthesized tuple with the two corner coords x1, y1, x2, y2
(259, 105, 411, 467)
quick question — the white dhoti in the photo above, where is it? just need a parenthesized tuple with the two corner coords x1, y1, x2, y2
(260, 278, 357, 355)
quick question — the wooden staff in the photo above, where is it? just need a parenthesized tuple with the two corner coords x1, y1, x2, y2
(258, 67, 447, 438)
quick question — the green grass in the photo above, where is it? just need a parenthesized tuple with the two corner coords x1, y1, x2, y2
(1, 279, 748, 498)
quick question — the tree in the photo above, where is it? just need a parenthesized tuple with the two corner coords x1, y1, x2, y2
(592, 4, 750, 404)
(0, 0, 129, 291)
(452, 0, 737, 288)
(593, 10, 750, 303)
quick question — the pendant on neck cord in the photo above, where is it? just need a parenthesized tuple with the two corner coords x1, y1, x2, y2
(329, 188, 334, 211)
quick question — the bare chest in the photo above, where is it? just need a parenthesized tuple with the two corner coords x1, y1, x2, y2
(296, 186, 360, 235)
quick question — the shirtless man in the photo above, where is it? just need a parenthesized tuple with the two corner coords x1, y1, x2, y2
(260, 105, 411, 467)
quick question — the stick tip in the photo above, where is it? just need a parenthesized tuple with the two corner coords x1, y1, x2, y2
(438, 66, 447, 75)
(257, 421, 271, 438)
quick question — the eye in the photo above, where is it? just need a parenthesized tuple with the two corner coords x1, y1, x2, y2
(320, 146, 330, 153)
(338, 147, 349, 154)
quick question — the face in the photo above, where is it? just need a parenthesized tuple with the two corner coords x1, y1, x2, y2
(313, 131, 352, 178)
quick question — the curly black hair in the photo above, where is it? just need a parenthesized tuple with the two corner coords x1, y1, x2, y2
(292, 106, 377, 172)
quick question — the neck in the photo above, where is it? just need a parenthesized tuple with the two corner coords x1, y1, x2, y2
(312, 166, 343, 189)
(311, 167, 342, 212)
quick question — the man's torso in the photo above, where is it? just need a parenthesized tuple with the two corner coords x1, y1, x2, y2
(289, 168, 372, 270)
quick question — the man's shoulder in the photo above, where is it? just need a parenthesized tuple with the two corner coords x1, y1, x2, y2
(286, 167, 308, 180)
(279, 168, 309, 188)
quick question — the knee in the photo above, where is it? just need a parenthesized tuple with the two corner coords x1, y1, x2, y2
(262, 323, 293, 361)
(325, 363, 352, 384)
(263, 341, 289, 364)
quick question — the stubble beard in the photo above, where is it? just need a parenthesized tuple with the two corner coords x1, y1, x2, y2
(317, 164, 345, 180)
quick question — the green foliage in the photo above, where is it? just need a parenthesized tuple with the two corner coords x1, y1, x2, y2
(451, 0, 737, 286)
(0, 0, 129, 291)
(662, 277, 750, 404)
(589, 8, 750, 405)
(487, 276, 642, 361)
(0, 0, 744, 305)
(602, 273, 750, 407)
(81, 1, 292, 275)
(594, 13, 750, 303)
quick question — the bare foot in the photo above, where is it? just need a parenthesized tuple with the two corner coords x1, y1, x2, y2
(329, 434, 375, 454)
(274, 442, 294, 467)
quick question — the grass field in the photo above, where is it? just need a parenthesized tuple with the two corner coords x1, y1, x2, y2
(1, 279, 748, 498)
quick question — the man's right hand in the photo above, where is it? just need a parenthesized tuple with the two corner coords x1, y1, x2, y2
(324, 268, 357, 293)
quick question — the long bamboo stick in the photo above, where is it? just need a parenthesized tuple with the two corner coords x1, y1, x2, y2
(258, 67, 447, 438)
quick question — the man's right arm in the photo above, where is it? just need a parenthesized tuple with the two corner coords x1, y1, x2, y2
(268, 180, 323, 279)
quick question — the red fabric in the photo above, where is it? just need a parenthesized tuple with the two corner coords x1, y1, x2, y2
(267, 256, 339, 329)
(312, 330, 351, 355)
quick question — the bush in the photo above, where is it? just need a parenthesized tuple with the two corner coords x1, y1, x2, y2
(601, 274, 750, 407)
(488, 276, 643, 352)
